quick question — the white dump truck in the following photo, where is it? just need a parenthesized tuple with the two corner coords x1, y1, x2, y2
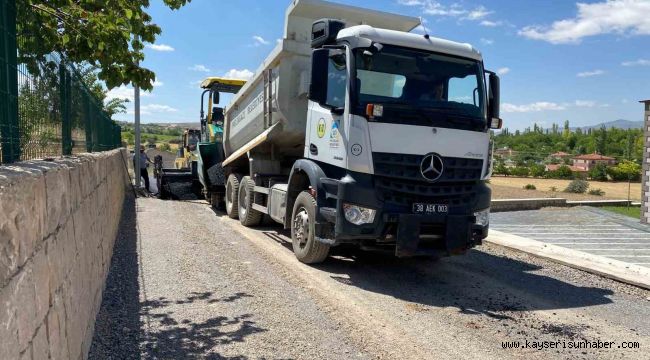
(221, 0, 502, 263)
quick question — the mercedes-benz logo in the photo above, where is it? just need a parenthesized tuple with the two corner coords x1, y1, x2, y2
(420, 153, 444, 182)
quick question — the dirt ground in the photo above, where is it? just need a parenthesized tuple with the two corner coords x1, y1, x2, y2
(490, 176, 641, 201)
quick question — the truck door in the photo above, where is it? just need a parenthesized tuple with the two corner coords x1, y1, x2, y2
(305, 51, 347, 169)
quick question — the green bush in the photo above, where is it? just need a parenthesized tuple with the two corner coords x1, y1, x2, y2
(493, 162, 510, 176)
(547, 165, 574, 180)
(529, 164, 546, 178)
(564, 179, 589, 194)
(523, 184, 537, 190)
(588, 163, 608, 181)
(606, 161, 641, 182)
(160, 142, 171, 152)
(588, 188, 605, 196)
(510, 167, 530, 177)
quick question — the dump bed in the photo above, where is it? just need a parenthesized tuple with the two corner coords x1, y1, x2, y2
(222, 0, 420, 165)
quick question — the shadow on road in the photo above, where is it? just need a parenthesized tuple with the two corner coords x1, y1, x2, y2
(89, 194, 141, 359)
(230, 217, 614, 317)
(89, 195, 266, 359)
(139, 292, 266, 359)
(317, 248, 614, 317)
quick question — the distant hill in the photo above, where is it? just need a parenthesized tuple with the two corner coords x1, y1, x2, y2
(117, 121, 200, 129)
(157, 122, 201, 129)
(574, 119, 643, 131)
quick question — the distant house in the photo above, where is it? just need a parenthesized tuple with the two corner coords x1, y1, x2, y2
(494, 147, 517, 159)
(549, 151, 571, 160)
(503, 158, 516, 168)
(572, 153, 617, 171)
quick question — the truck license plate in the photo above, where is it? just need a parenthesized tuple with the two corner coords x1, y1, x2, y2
(412, 203, 448, 215)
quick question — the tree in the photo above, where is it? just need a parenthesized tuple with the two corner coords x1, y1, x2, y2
(122, 131, 134, 145)
(529, 164, 546, 178)
(77, 64, 129, 116)
(563, 120, 570, 138)
(625, 133, 634, 160)
(548, 165, 574, 180)
(494, 162, 509, 176)
(608, 161, 641, 182)
(595, 126, 607, 155)
(551, 123, 559, 134)
(17, 0, 191, 91)
(510, 167, 530, 177)
(104, 98, 129, 117)
(588, 163, 608, 182)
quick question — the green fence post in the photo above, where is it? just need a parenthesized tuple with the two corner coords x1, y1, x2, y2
(0, 0, 20, 163)
(60, 63, 72, 155)
(84, 95, 92, 152)
(116, 124, 122, 148)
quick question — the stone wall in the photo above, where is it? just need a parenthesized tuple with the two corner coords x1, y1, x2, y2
(0, 149, 129, 360)
(642, 101, 650, 224)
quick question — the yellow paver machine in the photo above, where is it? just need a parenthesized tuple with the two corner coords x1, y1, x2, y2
(157, 77, 246, 202)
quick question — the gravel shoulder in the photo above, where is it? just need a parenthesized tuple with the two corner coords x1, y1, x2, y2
(90, 197, 650, 359)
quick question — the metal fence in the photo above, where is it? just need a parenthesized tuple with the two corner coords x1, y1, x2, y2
(0, 0, 121, 164)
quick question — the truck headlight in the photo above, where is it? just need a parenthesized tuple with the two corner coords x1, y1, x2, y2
(343, 204, 376, 225)
(474, 208, 490, 227)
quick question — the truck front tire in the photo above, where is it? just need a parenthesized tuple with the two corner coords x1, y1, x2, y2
(225, 174, 241, 219)
(238, 176, 263, 226)
(291, 191, 330, 264)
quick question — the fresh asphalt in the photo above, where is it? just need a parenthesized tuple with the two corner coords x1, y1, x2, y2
(491, 207, 650, 268)
(90, 197, 649, 359)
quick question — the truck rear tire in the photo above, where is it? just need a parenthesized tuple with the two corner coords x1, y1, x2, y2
(238, 176, 263, 226)
(225, 174, 241, 219)
(291, 191, 330, 264)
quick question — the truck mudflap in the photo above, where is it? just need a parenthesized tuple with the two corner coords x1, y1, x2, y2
(395, 214, 472, 257)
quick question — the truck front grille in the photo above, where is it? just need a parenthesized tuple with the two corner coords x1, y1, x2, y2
(372, 152, 483, 209)
(373, 152, 484, 183)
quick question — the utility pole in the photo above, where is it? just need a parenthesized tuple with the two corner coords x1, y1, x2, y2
(134, 84, 141, 188)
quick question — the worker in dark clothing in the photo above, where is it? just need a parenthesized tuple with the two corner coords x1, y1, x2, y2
(133, 145, 153, 193)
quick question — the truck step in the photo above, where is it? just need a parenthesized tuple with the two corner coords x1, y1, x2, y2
(252, 203, 269, 214)
(254, 186, 270, 194)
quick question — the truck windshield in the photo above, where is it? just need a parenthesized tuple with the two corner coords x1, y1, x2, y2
(354, 45, 486, 131)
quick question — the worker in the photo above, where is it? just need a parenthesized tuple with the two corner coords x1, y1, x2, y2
(133, 145, 153, 193)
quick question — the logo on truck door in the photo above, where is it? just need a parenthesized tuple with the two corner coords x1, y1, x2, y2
(317, 118, 326, 138)
(329, 120, 340, 148)
(420, 153, 444, 182)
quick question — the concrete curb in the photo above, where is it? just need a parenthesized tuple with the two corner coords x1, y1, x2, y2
(491, 198, 635, 212)
(491, 198, 566, 212)
(486, 230, 650, 290)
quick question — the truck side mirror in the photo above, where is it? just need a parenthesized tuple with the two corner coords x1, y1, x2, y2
(212, 91, 220, 105)
(309, 48, 329, 105)
(488, 73, 502, 129)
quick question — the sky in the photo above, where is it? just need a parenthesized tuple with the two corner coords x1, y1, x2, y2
(108, 0, 650, 131)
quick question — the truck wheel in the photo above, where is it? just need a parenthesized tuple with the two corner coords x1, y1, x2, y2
(225, 174, 241, 219)
(291, 191, 330, 264)
(238, 176, 263, 226)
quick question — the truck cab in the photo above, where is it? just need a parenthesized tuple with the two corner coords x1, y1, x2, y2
(304, 21, 501, 257)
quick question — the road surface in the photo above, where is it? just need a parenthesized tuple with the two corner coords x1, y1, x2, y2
(90, 197, 649, 359)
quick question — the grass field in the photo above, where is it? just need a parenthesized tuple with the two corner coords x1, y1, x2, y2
(122, 132, 179, 143)
(601, 206, 641, 219)
(490, 176, 641, 201)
